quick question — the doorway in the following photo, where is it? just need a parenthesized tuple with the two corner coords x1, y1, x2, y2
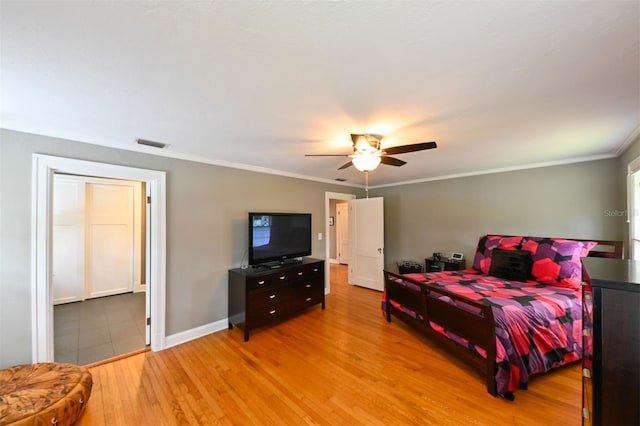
(336, 202, 349, 264)
(52, 174, 147, 364)
(324, 192, 357, 294)
(53, 175, 144, 303)
(31, 154, 167, 363)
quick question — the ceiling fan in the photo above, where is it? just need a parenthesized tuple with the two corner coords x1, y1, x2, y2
(305, 134, 437, 172)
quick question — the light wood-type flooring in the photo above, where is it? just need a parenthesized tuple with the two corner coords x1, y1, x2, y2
(78, 264, 581, 425)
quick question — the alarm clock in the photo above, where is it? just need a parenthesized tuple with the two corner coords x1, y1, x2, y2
(450, 252, 464, 261)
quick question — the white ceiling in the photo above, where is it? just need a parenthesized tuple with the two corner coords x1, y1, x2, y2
(1, 1, 639, 187)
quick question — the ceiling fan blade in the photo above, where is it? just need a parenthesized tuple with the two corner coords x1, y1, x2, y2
(383, 141, 437, 155)
(304, 154, 350, 157)
(380, 156, 407, 167)
(338, 161, 353, 170)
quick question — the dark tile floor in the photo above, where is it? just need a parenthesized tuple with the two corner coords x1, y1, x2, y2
(54, 292, 147, 365)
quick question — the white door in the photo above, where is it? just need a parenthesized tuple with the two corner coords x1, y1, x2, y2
(348, 197, 384, 291)
(52, 176, 86, 304)
(336, 202, 349, 264)
(86, 178, 135, 298)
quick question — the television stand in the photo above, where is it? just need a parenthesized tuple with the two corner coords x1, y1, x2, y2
(228, 257, 325, 341)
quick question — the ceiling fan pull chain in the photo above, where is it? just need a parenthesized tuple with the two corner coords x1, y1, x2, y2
(365, 171, 369, 198)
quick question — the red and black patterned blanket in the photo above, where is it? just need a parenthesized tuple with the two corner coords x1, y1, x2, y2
(387, 269, 582, 396)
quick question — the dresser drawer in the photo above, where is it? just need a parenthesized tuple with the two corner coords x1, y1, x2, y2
(251, 302, 291, 324)
(294, 279, 324, 296)
(291, 278, 323, 310)
(291, 291, 323, 312)
(299, 263, 323, 279)
(246, 271, 292, 290)
(248, 285, 291, 310)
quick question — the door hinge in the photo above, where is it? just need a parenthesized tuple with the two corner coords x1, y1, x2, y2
(146, 317, 151, 326)
(147, 196, 151, 204)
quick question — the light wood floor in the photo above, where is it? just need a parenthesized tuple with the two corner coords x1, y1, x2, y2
(78, 264, 581, 425)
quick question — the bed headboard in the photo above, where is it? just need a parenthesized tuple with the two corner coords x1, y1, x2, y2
(476, 235, 624, 260)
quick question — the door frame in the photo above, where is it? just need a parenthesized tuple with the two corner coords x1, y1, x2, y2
(628, 155, 640, 260)
(31, 154, 167, 362)
(324, 191, 356, 294)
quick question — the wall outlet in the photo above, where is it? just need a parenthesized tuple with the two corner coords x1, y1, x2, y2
(318, 232, 323, 240)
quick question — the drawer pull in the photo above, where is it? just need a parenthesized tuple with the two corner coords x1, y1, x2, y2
(313, 268, 318, 272)
(269, 294, 276, 299)
(279, 276, 286, 280)
(298, 272, 303, 276)
(305, 284, 311, 288)
(258, 280, 265, 285)
(306, 297, 312, 302)
(269, 309, 276, 314)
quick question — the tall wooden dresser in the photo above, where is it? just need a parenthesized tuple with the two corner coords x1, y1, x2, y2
(581, 258, 640, 426)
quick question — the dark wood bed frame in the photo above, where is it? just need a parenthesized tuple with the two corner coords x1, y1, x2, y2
(382, 238, 623, 398)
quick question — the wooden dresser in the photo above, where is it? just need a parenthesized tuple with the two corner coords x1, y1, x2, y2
(228, 258, 325, 341)
(581, 258, 640, 426)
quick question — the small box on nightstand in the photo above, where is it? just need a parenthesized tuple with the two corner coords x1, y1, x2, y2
(397, 260, 423, 274)
(425, 257, 466, 272)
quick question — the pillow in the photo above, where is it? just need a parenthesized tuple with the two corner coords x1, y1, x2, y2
(521, 237, 597, 289)
(472, 235, 524, 274)
(489, 249, 532, 282)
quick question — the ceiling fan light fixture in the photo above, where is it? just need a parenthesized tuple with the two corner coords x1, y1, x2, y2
(352, 153, 381, 172)
(355, 137, 372, 153)
(354, 134, 380, 153)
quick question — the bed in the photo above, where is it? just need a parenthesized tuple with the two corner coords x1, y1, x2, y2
(382, 235, 622, 400)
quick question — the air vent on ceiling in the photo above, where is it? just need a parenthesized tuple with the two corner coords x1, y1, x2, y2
(136, 138, 167, 149)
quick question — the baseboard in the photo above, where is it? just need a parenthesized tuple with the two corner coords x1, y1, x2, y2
(330, 258, 339, 264)
(164, 318, 228, 349)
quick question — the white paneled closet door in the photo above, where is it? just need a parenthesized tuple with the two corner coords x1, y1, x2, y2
(85, 178, 135, 298)
(52, 175, 140, 304)
(52, 176, 86, 304)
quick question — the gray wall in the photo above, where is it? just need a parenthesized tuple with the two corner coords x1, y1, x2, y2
(370, 159, 624, 271)
(0, 127, 630, 367)
(0, 129, 361, 367)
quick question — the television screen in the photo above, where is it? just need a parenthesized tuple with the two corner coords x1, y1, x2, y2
(248, 212, 312, 266)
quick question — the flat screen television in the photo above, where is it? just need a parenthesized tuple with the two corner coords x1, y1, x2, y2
(248, 212, 312, 267)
